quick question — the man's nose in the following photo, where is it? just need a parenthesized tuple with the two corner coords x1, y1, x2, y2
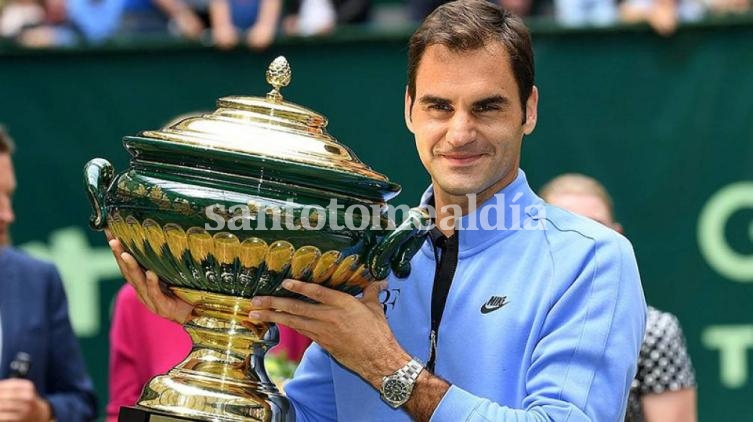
(446, 112, 476, 147)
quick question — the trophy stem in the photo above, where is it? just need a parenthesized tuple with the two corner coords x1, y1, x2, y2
(136, 288, 290, 422)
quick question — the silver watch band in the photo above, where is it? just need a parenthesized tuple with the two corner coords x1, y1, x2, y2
(398, 358, 424, 383)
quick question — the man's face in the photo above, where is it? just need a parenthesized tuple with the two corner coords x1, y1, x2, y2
(0, 153, 16, 246)
(545, 192, 618, 229)
(405, 42, 538, 206)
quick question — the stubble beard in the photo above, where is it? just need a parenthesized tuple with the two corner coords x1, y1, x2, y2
(0, 226, 10, 247)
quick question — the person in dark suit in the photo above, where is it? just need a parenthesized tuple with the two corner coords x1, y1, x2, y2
(0, 126, 97, 422)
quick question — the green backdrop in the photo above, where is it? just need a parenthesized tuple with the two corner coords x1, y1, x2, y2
(1, 18, 752, 420)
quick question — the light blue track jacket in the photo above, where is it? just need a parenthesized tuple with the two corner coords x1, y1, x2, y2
(284, 169, 647, 421)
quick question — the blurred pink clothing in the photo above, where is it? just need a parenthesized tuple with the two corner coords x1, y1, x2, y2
(106, 284, 312, 422)
(276, 321, 313, 362)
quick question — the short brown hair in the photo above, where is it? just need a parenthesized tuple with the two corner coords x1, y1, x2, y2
(0, 125, 15, 155)
(407, 0, 535, 120)
(539, 173, 616, 221)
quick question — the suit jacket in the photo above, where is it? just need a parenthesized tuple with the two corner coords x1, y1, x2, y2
(0, 247, 97, 421)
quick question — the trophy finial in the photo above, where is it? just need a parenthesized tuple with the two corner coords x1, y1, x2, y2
(266, 56, 291, 103)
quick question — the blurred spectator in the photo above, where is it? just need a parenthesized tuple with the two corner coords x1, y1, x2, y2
(497, 0, 556, 18)
(0, 0, 79, 47)
(540, 173, 697, 422)
(275, 320, 312, 362)
(408, 0, 550, 23)
(0, 0, 45, 39)
(118, 0, 205, 39)
(209, 0, 280, 49)
(0, 126, 98, 421)
(408, 0, 447, 22)
(498, 0, 536, 17)
(332, 0, 371, 23)
(554, 0, 618, 26)
(106, 284, 192, 422)
(67, 0, 126, 44)
(619, 0, 704, 35)
(0, 0, 123, 46)
(282, 0, 335, 36)
(706, 0, 750, 13)
(282, 0, 370, 36)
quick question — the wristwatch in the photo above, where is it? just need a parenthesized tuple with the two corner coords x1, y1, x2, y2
(380, 358, 425, 408)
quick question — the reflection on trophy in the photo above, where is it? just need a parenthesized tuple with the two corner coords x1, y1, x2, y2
(83, 57, 430, 422)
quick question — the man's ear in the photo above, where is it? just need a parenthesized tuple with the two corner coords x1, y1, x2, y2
(404, 87, 415, 134)
(523, 86, 539, 136)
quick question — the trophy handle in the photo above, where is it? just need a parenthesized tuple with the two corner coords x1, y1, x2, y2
(83, 158, 114, 231)
(367, 207, 431, 280)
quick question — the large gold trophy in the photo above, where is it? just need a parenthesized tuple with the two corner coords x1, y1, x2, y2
(84, 57, 429, 422)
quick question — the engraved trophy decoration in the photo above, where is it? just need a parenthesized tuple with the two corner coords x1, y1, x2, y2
(84, 57, 430, 422)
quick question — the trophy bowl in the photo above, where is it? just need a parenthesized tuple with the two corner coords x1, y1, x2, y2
(84, 57, 430, 422)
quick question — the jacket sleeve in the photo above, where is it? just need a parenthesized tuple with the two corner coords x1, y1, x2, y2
(43, 266, 98, 422)
(284, 343, 338, 422)
(431, 233, 647, 421)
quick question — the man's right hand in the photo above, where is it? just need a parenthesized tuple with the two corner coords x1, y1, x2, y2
(0, 379, 52, 422)
(107, 232, 194, 324)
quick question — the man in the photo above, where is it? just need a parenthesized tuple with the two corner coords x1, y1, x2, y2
(110, 1, 647, 420)
(540, 173, 697, 422)
(0, 127, 97, 421)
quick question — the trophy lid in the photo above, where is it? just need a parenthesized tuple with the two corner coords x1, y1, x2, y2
(132, 56, 400, 201)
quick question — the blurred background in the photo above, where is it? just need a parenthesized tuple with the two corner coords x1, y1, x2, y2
(1, 0, 752, 419)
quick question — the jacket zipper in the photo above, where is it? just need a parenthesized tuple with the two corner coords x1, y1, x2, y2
(426, 229, 459, 373)
(428, 329, 438, 370)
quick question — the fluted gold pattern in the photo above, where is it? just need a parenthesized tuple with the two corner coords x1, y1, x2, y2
(144, 219, 167, 253)
(265, 241, 295, 273)
(311, 250, 341, 284)
(290, 246, 321, 279)
(214, 232, 240, 265)
(187, 227, 214, 262)
(107, 216, 374, 295)
(240, 238, 267, 268)
(164, 223, 188, 258)
(330, 255, 360, 287)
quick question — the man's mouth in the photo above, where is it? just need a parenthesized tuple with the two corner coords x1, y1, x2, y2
(439, 153, 485, 166)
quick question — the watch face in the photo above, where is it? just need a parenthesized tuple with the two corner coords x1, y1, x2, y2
(383, 378, 409, 402)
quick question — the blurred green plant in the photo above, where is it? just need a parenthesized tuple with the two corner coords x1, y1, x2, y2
(266, 352, 299, 389)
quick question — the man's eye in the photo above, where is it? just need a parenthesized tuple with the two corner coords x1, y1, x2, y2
(428, 103, 452, 112)
(474, 104, 501, 113)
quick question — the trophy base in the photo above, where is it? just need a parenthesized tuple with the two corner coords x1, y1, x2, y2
(135, 288, 291, 422)
(119, 406, 204, 422)
(138, 370, 290, 422)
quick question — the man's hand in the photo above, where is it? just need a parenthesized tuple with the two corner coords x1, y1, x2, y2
(0, 379, 52, 422)
(249, 280, 411, 387)
(106, 231, 194, 324)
